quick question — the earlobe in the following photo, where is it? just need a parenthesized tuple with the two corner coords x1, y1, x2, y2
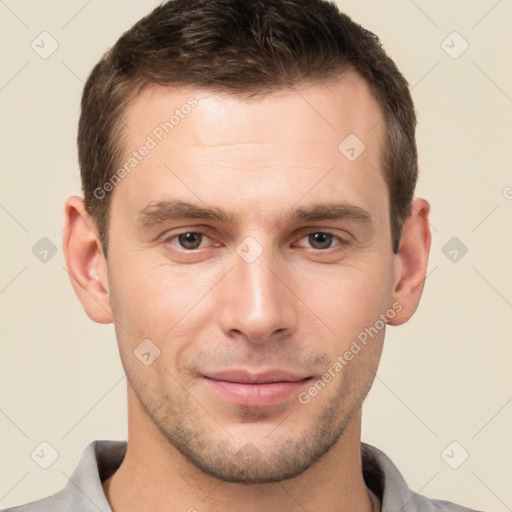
(62, 196, 113, 324)
(388, 198, 431, 326)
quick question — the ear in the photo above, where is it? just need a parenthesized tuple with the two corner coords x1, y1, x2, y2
(388, 198, 431, 326)
(62, 196, 113, 324)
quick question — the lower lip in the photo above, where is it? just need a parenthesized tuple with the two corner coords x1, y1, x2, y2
(203, 377, 312, 407)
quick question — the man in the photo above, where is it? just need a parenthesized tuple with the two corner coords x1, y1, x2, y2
(5, 0, 481, 510)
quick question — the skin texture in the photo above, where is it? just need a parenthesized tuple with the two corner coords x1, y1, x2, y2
(63, 70, 431, 512)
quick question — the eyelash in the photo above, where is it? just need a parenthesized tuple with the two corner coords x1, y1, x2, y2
(162, 229, 351, 251)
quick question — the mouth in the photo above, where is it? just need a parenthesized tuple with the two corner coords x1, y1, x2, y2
(202, 369, 313, 407)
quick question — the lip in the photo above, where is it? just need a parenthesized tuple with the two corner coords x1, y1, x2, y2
(202, 369, 312, 407)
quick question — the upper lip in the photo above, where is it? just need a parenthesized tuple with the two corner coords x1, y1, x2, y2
(203, 369, 310, 384)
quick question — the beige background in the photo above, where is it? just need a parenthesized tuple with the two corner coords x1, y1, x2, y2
(1, 0, 511, 510)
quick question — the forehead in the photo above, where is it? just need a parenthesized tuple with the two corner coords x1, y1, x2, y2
(112, 71, 387, 225)
(123, 70, 383, 149)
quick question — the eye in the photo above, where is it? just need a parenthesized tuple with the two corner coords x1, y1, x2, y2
(165, 231, 211, 250)
(177, 232, 204, 249)
(296, 231, 348, 250)
(307, 232, 334, 249)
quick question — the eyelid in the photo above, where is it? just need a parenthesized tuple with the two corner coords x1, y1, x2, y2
(295, 228, 351, 242)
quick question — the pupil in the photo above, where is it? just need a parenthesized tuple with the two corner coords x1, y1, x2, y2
(178, 232, 202, 249)
(309, 232, 332, 249)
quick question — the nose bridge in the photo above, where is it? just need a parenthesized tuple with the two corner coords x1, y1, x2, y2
(240, 251, 277, 318)
(219, 240, 296, 343)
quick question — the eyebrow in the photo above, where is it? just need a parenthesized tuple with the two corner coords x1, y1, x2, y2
(285, 203, 372, 224)
(137, 200, 233, 227)
(136, 199, 371, 228)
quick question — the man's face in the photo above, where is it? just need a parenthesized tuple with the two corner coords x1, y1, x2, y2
(106, 71, 399, 483)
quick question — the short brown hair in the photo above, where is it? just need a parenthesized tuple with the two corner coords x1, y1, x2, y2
(78, 0, 417, 255)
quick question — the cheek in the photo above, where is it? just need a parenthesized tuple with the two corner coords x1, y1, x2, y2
(296, 257, 395, 344)
(108, 253, 220, 345)
(108, 259, 208, 388)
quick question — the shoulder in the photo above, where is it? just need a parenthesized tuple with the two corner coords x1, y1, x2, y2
(361, 443, 484, 512)
(411, 494, 484, 512)
(1, 440, 125, 512)
(1, 492, 71, 512)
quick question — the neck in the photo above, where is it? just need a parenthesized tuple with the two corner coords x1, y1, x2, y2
(103, 387, 379, 512)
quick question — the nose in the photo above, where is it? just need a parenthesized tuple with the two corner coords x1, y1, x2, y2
(218, 243, 298, 344)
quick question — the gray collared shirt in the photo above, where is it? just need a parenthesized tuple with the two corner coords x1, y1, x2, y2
(3, 440, 482, 511)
